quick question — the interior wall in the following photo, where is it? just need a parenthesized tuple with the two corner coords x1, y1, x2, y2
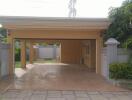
(91, 40, 96, 70)
(82, 40, 96, 70)
(82, 40, 90, 67)
(61, 40, 82, 64)
(8, 29, 102, 75)
(33, 39, 96, 69)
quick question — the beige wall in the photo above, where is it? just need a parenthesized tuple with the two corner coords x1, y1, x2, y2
(91, 40, 96, 70)
(31, 39, 96, 68)
(61, 40, 82, 64)
(9, 29, 101, 39)
(82, 40, 96, 70)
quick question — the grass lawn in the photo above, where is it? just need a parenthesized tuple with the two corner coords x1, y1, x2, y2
(15, 61, 21, 68)
(15, 61, 29, 68)
(34, 59, 57, 63)
(15, 59, 57, 68)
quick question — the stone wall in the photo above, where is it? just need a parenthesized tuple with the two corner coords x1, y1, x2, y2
(0, 43, 10, 78)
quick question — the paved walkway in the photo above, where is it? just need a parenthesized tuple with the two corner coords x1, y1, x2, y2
(0, 90, 132, 100)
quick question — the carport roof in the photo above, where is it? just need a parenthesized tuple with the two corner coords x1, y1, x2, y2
(0, 16, 110, 30)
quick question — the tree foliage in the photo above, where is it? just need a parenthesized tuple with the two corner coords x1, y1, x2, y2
(0, 28, 7, 43)
(104, 0, 132, 49)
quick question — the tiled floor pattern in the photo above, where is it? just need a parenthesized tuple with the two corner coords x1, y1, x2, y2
(8, 63, 127, 91)
(0, 90, 132, 100)
(0, 63, 131, 100)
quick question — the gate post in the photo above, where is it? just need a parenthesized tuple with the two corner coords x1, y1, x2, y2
(105, 38, 120, 78)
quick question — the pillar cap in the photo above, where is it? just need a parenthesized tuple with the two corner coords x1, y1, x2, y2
(105, 38, 120, 45)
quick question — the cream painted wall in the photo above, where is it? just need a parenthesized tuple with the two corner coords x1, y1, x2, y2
(61, 40, 82, 64)
(82, 40, 96, 70)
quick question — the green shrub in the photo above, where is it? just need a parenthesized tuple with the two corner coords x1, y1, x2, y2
(15, 48, 20, 61)
(15, 47, 29, 61)
(109, 63, 132, 79)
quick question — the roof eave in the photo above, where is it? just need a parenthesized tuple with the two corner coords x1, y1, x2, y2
(0, 16, 110, 30)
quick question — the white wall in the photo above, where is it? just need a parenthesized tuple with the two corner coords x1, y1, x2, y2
(37, 45, 60, 59)
(117, 48, 129, 63)
(101, 47, 130, 78)
(0, 44, 10, 78)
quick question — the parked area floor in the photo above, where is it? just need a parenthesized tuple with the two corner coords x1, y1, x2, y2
(1, 63, 128, 91)
(0, 63, 131, 100)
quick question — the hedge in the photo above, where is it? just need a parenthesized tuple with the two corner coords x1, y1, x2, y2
(15, 48, 29, 61)
(15, 48, 21, 61)
(109, 63, 132, 79)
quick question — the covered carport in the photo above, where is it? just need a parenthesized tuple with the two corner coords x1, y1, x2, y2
(0, 16, 109, 77)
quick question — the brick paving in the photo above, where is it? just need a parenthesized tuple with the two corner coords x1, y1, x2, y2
(0, 90, 132, 100)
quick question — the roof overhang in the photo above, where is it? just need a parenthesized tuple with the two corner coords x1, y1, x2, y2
(0, 16, 110, 30)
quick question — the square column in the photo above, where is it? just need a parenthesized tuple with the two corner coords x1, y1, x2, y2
(7, 33, 15, 78)
(29, 41, 34, 64)
(20, 40, 26, 69)
(96, 37, 102, 74)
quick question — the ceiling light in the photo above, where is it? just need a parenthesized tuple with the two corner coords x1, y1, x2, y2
(0, 24, 3, 28)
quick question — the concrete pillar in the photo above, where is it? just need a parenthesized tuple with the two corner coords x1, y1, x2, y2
(29, 41, 34, 64)
(20, 40, 26, 69)
(91, 40, 96, 70)
(96, 38, 102, 74)
(0, 44, 10, 78)
(7, 32, 15, 78)
(105, 38, 120, 78)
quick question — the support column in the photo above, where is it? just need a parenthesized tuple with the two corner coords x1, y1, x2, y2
(90, 40, 96, 70)
(20, 40, 26, 69)
(29, 41, 34, 64)
(7, 32, 15, 78)
(96, 37, 102, 74)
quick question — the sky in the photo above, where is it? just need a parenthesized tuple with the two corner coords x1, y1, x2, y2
(0, 0, 125, 18)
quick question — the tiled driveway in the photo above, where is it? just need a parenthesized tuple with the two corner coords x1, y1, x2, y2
(0, 63, 131, 100)
(8, 63, 127, 91)
(0, 90, 132, 100)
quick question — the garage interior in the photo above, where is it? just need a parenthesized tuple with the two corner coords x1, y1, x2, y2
(15, 39, 96, 72)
